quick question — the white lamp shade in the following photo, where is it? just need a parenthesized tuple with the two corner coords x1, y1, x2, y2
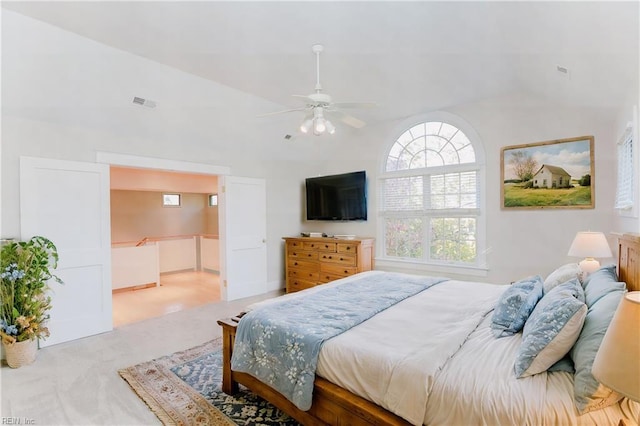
(567, 232, 612, 258)
(592, 292, 640, 402)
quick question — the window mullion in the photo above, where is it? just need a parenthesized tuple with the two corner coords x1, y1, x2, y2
(423, 174, 431, 261)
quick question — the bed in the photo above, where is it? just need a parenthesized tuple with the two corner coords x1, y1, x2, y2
(218, 233, 640, 425)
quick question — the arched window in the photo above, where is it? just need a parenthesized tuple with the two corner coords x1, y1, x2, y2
(379, 114, 485, 269)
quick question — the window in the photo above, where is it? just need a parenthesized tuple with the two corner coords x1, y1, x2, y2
(379, 117, 485, 269)
(615, 126, 635, 210)
(208, 194, 218, 207)
(162, 193, 181, 207)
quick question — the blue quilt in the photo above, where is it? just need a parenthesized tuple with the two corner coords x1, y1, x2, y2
(230, 272, 447, 410)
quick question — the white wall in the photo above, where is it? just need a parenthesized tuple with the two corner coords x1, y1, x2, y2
(303, 92, 622, 284)
(1, 10, 317, 287)
(2, 10, 632, 289)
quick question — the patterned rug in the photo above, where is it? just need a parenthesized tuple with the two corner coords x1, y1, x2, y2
(119, 338, 300, 425)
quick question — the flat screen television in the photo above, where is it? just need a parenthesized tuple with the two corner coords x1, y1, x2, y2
(305, 171, 367, 221)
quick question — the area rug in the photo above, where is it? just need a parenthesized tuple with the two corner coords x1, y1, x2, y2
(119, 338, 299, 425)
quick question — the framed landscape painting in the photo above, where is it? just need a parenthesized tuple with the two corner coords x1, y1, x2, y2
(501, 136, 595, 209)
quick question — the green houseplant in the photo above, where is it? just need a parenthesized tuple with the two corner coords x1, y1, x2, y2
(0, 236, 62, 367)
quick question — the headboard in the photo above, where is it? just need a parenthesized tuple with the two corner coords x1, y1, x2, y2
(617, 233, 640, 292)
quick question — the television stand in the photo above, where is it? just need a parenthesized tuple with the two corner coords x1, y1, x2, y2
(283, 236, 374, 293)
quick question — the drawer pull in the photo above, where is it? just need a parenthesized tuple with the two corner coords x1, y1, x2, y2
(324, 244, 329, 249)
(294, 262, 298, 266)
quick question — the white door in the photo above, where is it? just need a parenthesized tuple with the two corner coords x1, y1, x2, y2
(20, 156, 112, 347)
(219, 176, 267, 301)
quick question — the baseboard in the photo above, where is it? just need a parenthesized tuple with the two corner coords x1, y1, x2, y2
(266, 279, 284, 292)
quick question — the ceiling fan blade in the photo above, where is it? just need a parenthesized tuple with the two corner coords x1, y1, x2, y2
(330, 110, 366, 129)
(257, 107, 307, 118)
(331, 102, 378, 109)
(292, 95, 314, 103)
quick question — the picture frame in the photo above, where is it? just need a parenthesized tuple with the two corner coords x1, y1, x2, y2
(501, 136, 595, 210)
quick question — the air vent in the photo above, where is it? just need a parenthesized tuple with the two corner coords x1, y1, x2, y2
(132, 96, 157, 108)
(556, 65, 570, 79)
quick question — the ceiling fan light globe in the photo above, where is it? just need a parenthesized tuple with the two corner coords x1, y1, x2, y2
(314, 118, 326, 134)
(325, 120, 336, 134)
(300, 118, 313, 133)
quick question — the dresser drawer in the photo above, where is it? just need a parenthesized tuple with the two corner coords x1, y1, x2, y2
(288, 258, 320, 271)
(318, 252, 357, 266)
(288, 240, 305, 250)
(303, 241, 336, 252)
(318, 272, 348, 283)
(321, 263, 357, 276)
(288, 269, 320, 281)
(288, 250, 319, 260)
(337, 243, 358, 254)
(288, 279, 317, 292)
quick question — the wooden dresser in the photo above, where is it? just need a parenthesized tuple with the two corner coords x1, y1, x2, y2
(283, 236, 375, 293)
(618, 233, 640, 292)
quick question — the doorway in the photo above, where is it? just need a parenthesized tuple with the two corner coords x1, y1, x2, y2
(21, 153, 267, 346)
(109, 166, 221, 326)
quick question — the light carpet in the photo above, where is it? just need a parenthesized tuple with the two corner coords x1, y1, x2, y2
(119, 338, 299, 425)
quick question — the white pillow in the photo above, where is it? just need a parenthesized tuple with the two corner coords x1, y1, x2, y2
(543, 263, 581, 294)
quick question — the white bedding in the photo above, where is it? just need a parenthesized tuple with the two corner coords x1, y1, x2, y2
(246, 271, 640, 425)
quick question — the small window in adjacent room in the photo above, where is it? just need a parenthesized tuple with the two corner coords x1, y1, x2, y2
(208, 194, 218, 207)
(162, 193, 181, 207)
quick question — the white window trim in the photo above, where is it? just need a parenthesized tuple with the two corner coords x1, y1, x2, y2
(375, 257, 489, 277)
(377, 111, 487, 271)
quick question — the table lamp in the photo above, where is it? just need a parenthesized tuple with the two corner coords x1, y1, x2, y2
(567, 231, 613, 274)
(592, 292, 640, 425)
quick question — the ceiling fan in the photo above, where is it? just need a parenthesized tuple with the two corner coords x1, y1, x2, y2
(259, 44, 377, 136)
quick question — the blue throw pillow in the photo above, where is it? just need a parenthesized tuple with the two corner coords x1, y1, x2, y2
(547, 355, 575, 374)
(491, 275, 543, 338)
(570, 286, 625, 413)
(582, 264, 626, 307)
(514, 279, 587, 378)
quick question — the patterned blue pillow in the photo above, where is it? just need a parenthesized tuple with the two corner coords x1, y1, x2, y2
(514, 279, 587, 378)
(491, 275, 543, 338)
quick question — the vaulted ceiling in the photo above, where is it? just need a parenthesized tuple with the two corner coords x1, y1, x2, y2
(3, 1, 639, 127)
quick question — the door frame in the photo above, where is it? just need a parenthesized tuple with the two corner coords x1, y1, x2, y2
(96, 152, 233, 299)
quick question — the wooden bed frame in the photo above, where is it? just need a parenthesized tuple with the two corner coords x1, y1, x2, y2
(217, 233, 640, 426)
